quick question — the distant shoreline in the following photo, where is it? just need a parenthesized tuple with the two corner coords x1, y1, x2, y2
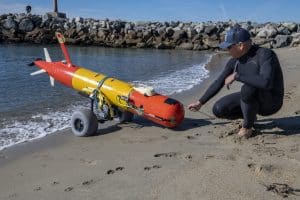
(1, 13, 300, 50)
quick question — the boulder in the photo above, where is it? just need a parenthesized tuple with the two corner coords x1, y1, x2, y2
(202, 34, 219, 48)
(42, 13, 52, 23)
(256, 24, 277, 38)
(273, 35, 292, 48)
(277, 26, 291, 35)
(125, 22, 134, 32)
(163, 41, 176, 49)
(19, 18, 34, 32)
(170, 21, 179, 28)
(157, 27, 166, 36)
(113, 39, 126, 47)
(204, 25, 217, 35)
(31, 15, 42, 27)
(282, 22, 298, 32)
(97, 28, 110, 38)
(75, 17, 83, 23)
(187, 27, 197, 39)
(195, 23, 205, 33)
(136, 42, 147, 48)
(125, 38, 142, 46)
(155, 43, 166, 49)
(241, 22, 253, 31)
(290, 33, 300, 47)
(65, 28, 77, 38)
(1, 28, 17, 39)
(98, 20, 106, 28)
(193, 43, 208, 50)
(111, 21, 124, 32)
(0, 14, 8, 20)
(175, 42, 194, 50)
(127, 30, 137, 39)
(142, 30, 152, 41)
(3, 16, 17, 30)
(14, 13, 27, 23)
(165, 27, 174, 37)
(172, 29, 187, 41)
(252, 37, 274, 46)
(178, 22, 184, 29)
(291, 38, 300, 47)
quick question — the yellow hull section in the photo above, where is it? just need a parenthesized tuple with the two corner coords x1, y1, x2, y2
(72, 68, 133, 110)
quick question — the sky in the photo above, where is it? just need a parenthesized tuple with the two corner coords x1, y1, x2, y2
(0, 0, 299, 23)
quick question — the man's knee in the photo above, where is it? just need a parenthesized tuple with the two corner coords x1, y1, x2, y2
(241, 85, 257, 103)
(212, 102, 226, 118)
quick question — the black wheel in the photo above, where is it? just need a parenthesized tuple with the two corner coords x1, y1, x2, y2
(71, 109, 98, 137)
(117, 109, 134, 123)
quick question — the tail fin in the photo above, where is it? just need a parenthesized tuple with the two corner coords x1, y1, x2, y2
(44, 48, 52, 62)
(30, 48, 55, 87)
(55, 32, 72, 66)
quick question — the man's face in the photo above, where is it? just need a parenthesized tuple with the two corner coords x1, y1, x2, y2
(227, 43, 242, 58)
(227, 42, 247, 58)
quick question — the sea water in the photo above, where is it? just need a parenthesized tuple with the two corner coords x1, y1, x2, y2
(0, 44, 212, 150)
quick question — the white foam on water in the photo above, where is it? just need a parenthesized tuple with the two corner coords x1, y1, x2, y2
(132, 54, 212, 95)
(0, 107, 76, 151)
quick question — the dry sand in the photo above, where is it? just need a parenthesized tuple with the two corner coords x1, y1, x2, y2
(0, 47, 300, 200)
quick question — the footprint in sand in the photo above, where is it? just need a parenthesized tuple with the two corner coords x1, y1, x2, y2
(144, 165, 162, 171)
(51, 181, 59, 186)
(33, 186, 42, 191)
(107, 169, 115, 174)
(161, 135, 168, 140)
(154, 152, 193, 161)
(115, 167, 124, 171)
(247, 163, 283, 177)
(80, 158, 99, 166)
(204, 155, 215, 159)
(290, 144, 299, 153)
(106, 167, 125, 175)
(253, 146, 285, 157)
(8, 193, 17, 198)
(64, 186, 73, 192)
(154, 152, 178, 158)
(186, 135, 196, 140)
(82, 179, 94, 186)
(260, 182, 300, 198)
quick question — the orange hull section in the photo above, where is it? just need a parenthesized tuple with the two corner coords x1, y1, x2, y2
(129, 91, 184, 128)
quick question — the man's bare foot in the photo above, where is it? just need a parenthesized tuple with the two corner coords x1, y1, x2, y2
(238, 127, 253, 139)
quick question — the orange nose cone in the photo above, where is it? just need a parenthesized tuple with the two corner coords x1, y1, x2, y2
(129, 91, 185, 128)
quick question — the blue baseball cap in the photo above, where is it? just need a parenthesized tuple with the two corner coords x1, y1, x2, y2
(219, 26, 251, 49)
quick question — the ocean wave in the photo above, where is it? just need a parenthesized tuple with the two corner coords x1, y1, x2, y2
(0, 107, 75, 151)
(132, 54, 212, 95)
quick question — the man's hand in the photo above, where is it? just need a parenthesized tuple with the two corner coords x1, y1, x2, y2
(188, 101, 203, 112)
(225, 72, 237, 89)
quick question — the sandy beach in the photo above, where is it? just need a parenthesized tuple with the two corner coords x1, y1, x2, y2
(0, 47, 300, 200)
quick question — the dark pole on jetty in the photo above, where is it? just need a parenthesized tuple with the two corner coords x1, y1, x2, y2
(54, 0, 58, 13)
(48, 0, 66, 18)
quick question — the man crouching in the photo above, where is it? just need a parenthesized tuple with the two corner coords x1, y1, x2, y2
(188, 24, 284, 138)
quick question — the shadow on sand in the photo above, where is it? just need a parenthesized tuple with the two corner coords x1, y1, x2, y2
(106, 116, 214, 132)
(255, 115, 300, 135)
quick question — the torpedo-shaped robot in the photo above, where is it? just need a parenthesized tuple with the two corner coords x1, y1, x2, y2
(30, 32, 184, 136)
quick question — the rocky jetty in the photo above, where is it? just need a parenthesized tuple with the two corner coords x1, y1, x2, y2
(1, 13, 300, 50)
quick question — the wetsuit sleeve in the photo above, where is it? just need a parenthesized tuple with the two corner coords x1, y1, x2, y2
(235, 49, 274, 90)
(199, 59, 235, 104)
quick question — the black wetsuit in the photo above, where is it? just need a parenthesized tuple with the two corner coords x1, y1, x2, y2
(199, 45, 284, 128)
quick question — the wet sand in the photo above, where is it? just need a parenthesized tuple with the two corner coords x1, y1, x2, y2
(0, 48, 300, 200)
